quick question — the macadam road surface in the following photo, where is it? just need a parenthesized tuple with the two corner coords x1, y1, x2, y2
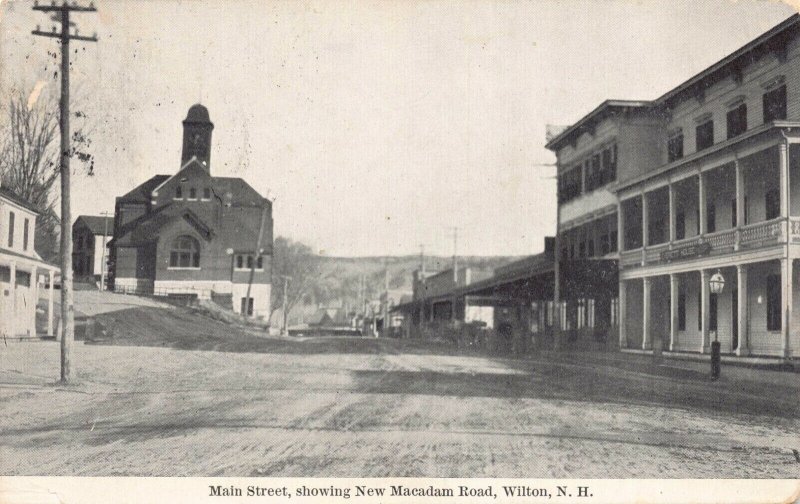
(1, 327, 798, 477)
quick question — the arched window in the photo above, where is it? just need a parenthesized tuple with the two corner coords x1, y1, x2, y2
(169, 235, 200, 268)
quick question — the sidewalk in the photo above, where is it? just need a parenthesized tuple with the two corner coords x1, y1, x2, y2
(540, 348, 800, 389)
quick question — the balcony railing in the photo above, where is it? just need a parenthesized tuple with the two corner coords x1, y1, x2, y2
(705, 228, 736, 250)
(739, 218, 784, 249)
(788, 217, 800, 243)
(620, 249, 641, 268)
(620, 218, 789, 269)
(644, 242, 670, 263)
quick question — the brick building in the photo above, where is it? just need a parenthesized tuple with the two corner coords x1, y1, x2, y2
(108, 104, 273, 318)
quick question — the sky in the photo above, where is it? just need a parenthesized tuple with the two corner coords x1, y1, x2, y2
(0, 0, 796, 257)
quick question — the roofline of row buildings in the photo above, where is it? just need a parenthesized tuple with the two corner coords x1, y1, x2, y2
(545, 13, 800, 152)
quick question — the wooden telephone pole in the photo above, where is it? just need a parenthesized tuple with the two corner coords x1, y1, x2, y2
(99, 211, 111, 291)
(32, 1, 97, 384)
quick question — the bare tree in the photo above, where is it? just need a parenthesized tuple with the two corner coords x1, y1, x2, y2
(0, 85, 92, 261)
(270, 237, 323, 322)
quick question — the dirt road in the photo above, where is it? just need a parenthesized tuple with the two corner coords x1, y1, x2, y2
(0, 337, 797, 477)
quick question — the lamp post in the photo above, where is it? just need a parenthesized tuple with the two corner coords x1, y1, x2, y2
(709, 269, 725, 380)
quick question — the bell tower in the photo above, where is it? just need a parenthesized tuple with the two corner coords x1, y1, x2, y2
(181, 103, 214, 172)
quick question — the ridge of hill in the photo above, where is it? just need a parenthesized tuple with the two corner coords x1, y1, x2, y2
(302, 255, 522, 312)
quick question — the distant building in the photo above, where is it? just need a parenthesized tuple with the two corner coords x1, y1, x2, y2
(307, 307, 351, 328)
(392, 241, 555, 351)
(72, 215, 113, 280)
(0, 186, 59, 338)
(108, 104, 273, 318)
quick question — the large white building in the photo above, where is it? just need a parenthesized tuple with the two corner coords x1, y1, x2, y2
(547, 14, 800, 359)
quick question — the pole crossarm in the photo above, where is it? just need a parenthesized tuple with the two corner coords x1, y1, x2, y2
(31, 30, 97, 42)
(33, 4, 97, 13)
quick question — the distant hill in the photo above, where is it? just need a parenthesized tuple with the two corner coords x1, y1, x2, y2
(300, 255, 520, 312)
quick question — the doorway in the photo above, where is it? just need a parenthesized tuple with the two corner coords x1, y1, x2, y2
(731, 290, 738, 352)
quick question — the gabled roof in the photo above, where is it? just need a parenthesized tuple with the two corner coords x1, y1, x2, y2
(545, 14, 800, 153)
(74, 215, 114, 235)
(151, 157, 210, 197)
(655, 14, 800, 108)
(544, 100, 652, 152)
(0, 187, 40, 214)
(111, 205, 215, 246)
(118, 165, 266, 209)
(118, 175, 170, 204)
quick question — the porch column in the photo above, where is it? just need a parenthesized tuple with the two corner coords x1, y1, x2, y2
(618, 280, 627, 348)
(668, 183, 676, 246)
(700, 269, 710, 353)
(617, 201, 625, 252)
(736, 264, 748, 356)
(642, 277, 651, 350)
(669, 273, 679, 351)
(735, 159, 744, 249)
(698, 172, 707, 236)
(779, 140, 789, 219)
(48, 269, 55, 337)
(9, 262, 16, 337)
(641, 192, 649, 264)
(30, 266, 38, 337)
(781, 257, 793, 358)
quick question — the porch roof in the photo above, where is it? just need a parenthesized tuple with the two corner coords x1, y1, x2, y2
(0, 247, 60, 272)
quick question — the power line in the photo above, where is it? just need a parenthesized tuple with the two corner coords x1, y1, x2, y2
(32, 0, 98, 384)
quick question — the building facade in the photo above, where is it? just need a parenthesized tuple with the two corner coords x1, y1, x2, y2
(108, 104, 273, 319)
(72, 215, 113, 280)
(547, 14, 800, 359)
(0, 187, 59, 338)
(393, 239, 556, 353)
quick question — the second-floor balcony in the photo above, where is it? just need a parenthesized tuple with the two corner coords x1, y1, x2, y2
(619, 141, 800, 269)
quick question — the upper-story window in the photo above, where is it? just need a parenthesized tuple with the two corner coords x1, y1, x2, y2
(696, 119, 714, 151)
(188, 187, 197, 200)
(763, 84, 787, 123)
(583, 143, 617, 192)
(726, 102, 747, 139)
(667, 129, 684, 162)
(169, 235, 200, 268)
(599, 143, 617, 187)
(203, 187, 211, 200)
(174, 186, 183, 200)
(23, 218, 29, 251)
(7, 211, 14, 248)
(235, 254, 264, 270)
(558, 165, 583, 203)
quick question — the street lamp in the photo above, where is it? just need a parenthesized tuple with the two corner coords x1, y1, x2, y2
(708, 269, 725, 380)
(709, 270, 725, 294)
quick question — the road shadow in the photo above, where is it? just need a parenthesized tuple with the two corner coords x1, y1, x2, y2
(349, 366, 800, 419)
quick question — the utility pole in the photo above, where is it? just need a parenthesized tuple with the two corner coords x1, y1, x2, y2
(280, 275, 291, 337)
(451, 226, 459, 283)
(98, 211, 111, 291)
(245, 202, 269, 318)
(381, 257, 389, 338)
(32, 1, 97, 384)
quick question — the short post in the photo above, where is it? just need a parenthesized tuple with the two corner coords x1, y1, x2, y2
(708, 270, 725, 380)
(710, 340, 721, 380)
